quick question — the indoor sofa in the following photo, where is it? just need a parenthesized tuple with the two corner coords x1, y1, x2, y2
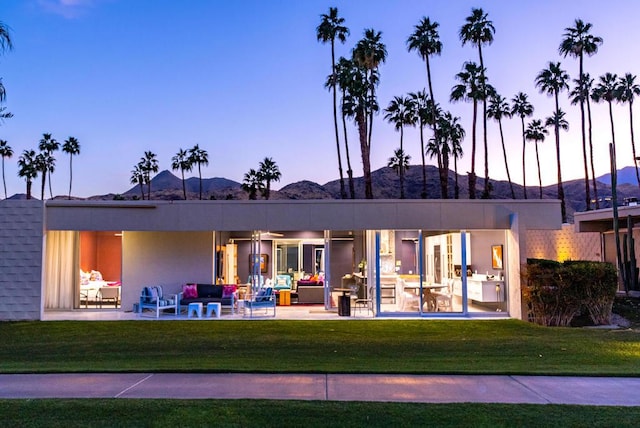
(178, 283, 236, 315)
(296, 278, 324, 304)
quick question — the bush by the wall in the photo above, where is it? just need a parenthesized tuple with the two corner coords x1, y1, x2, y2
(523, 259, 618, 327)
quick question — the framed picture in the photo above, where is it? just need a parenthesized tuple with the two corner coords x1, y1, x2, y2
(491, 245, 503, 270)
(249, 254, 269, 273)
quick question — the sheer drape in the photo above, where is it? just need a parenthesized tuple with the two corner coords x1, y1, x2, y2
(44, 231, 79, 309)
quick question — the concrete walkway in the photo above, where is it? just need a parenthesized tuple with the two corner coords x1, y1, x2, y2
(1, 373, 639, 406)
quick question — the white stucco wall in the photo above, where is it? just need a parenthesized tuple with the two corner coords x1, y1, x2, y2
(0, 200, 44, 320)
(121, 231, 215, 311)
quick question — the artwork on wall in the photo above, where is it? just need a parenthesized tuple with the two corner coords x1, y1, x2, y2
(249, 254, 269, 273)
(491, 245, 503, 270)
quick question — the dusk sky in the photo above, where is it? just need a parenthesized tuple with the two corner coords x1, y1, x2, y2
(2, 0, 640, 198)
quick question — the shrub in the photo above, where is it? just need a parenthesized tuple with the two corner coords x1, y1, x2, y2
(523, 259, 617, 327)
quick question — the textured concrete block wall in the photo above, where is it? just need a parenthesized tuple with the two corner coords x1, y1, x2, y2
(526, 224, 601, 262)
(0, 200, 44, 320)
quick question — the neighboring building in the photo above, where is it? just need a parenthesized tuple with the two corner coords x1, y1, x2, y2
(0, 199, 561, 321)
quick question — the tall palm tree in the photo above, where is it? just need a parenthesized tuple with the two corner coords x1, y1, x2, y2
(511, 92, 534, 199)
(140, 151, 159, 199)
(0, 139, 12, 199)
(189, 144, 209, 200)
(35, 151, 54, 200)
(570, 74, 599, 208)
(487, 92, 515, 198)
(525, 119, 549, 199)
(384, 95, 416, 199)
(407, 17, 442, 185)
(342, 57, 377, 199)
(38, 133, 59, 199)
(353, 28, 387, 151)
(408, 90, 437, 198)
(258, 157, 281, 200)
(387, 148, 411, 198)
(617, 73, 640, 190)
(460, 7, 495, 199)
(242, 168, 263, 200)
(334, 57, 357, 198)
(449, 120, 465, 200)
(592, 73, 621, 159)
(428, 111, 464, 199)
(451, 61, 484, 199)
(317, 7, 349, 199)
(0, 20, 12, 55)
(130, 164, 145, 200)
(61, 136, 80, 200)
(559, 19, 603, 211)
(535, 61, 570, 223)
(17, 149, 37, 200)
(171, 148, 193, 200)
(545, 110, 569, 204)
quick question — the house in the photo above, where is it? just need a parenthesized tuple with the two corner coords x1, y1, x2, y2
(0, 198, 561, 321)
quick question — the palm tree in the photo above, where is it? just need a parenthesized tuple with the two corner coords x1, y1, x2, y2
(592, 73, 621, 159)
(0, 79, 6, 103)
(61, 137, 80, 200)
(428, 111, 465, 199)
(0, 139, 12, 199)
(38, 133, 59, 199)
(617, 73, 640, 190)
(353, 28, 387, 151)
(258, 157, 281, 200)
(449, 121, 465, 200)
(559, 19, 603, 211)
(334, 57, 357, 198)
(451, 61, 484, 199)
(525, 119, 549, 199)
(545, 110, 570, 204)
(130, 164, 145, 200)
(18, 149, 38, 200)
(487, 92, 515, 198)
(407, 17, 442, 183)
(511, 92, 534, 199)
(570, 74, 599, 208)
(0, 20, 12, 55)
(171, 148, 193, 200)
(140, 151, 159, 199)
(408, 90, 437, 198)
(189, 144, 209, 200)
(242, 168, 263, 200)
(342, 57, 376, 199)
(460, 7, 495, 198)
(384, 95, 416, 199)
(387, 148, 411, 198)
(317, 7, 349, 200)
(535, 61, 570, 223)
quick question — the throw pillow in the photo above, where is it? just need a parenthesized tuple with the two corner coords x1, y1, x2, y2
(182, 284, 198, 299)
(222, 285, 236, 298)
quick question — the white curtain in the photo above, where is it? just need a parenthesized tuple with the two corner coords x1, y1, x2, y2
(44, 231, 79, 309)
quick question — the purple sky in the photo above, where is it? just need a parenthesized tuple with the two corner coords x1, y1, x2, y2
(2, 0, 640, 198)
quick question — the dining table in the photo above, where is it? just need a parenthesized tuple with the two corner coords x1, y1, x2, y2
(403, 282, 446, 311)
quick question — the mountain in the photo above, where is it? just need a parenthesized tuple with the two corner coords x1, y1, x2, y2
(597, 166, 639, 186)
(45, 166, 640, 224)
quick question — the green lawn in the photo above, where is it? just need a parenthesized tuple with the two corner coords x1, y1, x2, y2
(1, 319, 639, 375)
(2, 400, 640, 427)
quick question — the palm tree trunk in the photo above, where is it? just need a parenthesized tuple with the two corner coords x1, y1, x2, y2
(367, 71, 374, 150)
(40, 171, 46, 200)
(68, 156, 73, 200)
(454, 157, 460, 199)
(498, 118, 515, 198)
(139, 182, 144, 200)
(521, 117, 527, 199)
(469, 100, 478, 199)
(554, 94, 566, 223)
(629, 102, 640, 190)
(425, 53, 440, 199)
(26, 179, 32, 200)
(587, 96, 599, 209)
(399, 127, 405, 199)
(341, 94, 355, 199)
(481, 98, 490, 199)
(536, 141, 543, 199)
(198, 163, 203, 200)
(439, 152, 448, 199)
(48, 171, 53, 199)
(578, 56, 591, 211)
(331, 41, 346, 199)
(2, 158, 6, 199)
(357, 110, 373, 199)
(419, 124, 427, 199)
(181, 168, 187, 200)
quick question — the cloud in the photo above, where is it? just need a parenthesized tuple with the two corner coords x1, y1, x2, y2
(37, 0, 101, 19)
